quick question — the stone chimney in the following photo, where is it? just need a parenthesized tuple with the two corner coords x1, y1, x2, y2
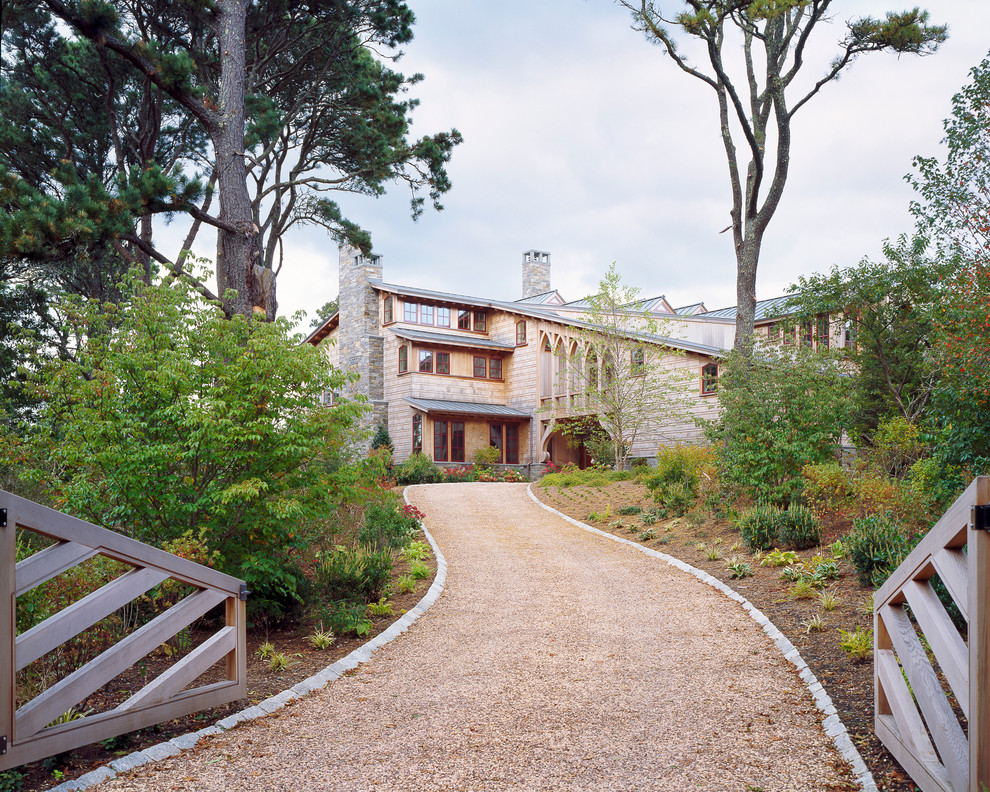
(337, 245, 387, 436)
(521, 250, 551, 299)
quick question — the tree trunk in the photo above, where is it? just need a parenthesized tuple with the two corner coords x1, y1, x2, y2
(733, 230, 762, 350)
(213, 0, 277, 320)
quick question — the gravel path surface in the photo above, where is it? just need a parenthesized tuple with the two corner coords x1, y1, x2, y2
(96, 482, 849, 791)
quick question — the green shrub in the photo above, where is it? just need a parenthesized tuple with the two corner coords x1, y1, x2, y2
(316, 547, 393, 602)
(737, 504, 784, 551)
(661, 480, 695, 517)
(777, 505, 822, 550)
(473, 444, 502, 469)
(802, 462, 852, 514)
(394, 453, 444, 485)
(618, 505, 642, 516)
(0, 769, 24, 792)
(909, 456, 966, 512)
(324, 600, 372, 637)
(868, 416, 927, 479)
(370, 423, 394, 454)
(846, 514, 909, 587)
(359, 502, 419, 549)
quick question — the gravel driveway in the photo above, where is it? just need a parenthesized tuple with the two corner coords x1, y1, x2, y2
(96, 482, 849, 791)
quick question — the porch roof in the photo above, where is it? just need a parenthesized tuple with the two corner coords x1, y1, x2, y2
(404, 397, 530, 420)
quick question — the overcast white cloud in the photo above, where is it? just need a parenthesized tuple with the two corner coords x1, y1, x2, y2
(169, 2, 990, 324)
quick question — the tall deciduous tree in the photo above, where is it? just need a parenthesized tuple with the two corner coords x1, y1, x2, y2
(3, 0, 459, 320)
(618, 1, 946, 348)
(563, 264, 689, 469)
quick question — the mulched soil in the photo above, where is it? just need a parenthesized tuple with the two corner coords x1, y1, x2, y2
(15, 551, 438, 792)
(532, 480, 921, 792)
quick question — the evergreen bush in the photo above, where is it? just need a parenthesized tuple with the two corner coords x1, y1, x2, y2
(846, 513, 908, 587)
(394, 453, 444, 485)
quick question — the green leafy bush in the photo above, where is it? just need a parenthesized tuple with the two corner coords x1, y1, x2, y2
(0, 769, 23, 792)
(846, 514, 909, 587)
(473, 444, 502, 469)
(777, 506, 822, 550)
(3, 273, 367, 624)
(705, 343, 852, 505)
(394, 453, 445, 485)
(737, 504, 784, 551)
(359, 502, 419, 550)
(316, 546, 393, 603)
(660, 480, 695, 517)
(324, 601, 373, 637)
(802, 462, 852, 514)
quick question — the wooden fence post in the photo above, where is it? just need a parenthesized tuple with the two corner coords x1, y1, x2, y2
(970, 478, 990, 792)
(1, 501, 14, 760)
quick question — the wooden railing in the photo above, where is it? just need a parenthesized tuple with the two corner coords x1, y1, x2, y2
(1, 491, 247, 770)
(874, 476, 990, 792)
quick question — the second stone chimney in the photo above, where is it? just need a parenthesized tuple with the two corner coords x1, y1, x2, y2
(521, 250, 551, 299)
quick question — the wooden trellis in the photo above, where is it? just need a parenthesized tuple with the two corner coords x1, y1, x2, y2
(1, 490, 247, 770)
(874, 476, 990, 792)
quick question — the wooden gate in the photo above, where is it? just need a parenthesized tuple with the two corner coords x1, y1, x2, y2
(1, 491, 247, 770)
(874, 476, 990, 792)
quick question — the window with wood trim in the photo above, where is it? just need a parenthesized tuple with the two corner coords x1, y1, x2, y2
(783, 326, 794, 345)
(418, 350, 433, 373)
(437, 307, 450, 327)
(768, 323, 780, 342)
(436, 351, 450, 374)
(701, 362, 718, 395)
(412, 414, 422, 454)
(816, 314, 829, 349)
(587, 351, 598, 390)
(451, 422, 465, 462)
(472, 356, 486, 378)
(516, 320, 527, 345)
(473, 311, 487, 332)
(421, 304, 434, 325)
(434, 420, 448, 462)
(489, 358, 503, 380)
(457, 309, 471, 330)
(404, 301, 417, 322)
(844, 317, 857, 349)
(631, 346, 645, 375)
(489, 423, 519, 464)
(801, 321, 813, 348)
(383, 296, 394, 324)
(398, 345, 408, 373)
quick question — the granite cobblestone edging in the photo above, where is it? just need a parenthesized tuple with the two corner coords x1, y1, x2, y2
(50, 487, 446, 792)
(526, 484, 879, 792)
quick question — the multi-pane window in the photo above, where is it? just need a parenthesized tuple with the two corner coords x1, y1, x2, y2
(436, 352, 450, 374)
(398, 345, 408, 373)
(404, 301, 417, 322)
(817, 314, 829, 349)
(421, 304, 435, 325)
(801, 321, 813, 348)
(768, 323, 780, 343)
(783, 326, 794, 345)
(489, 424, 519, 464)
(457, 310, 471, 330)
(516, 321, 527, 345)
(489, 358, 503, 380)
(451, 422, 465, 462)
(473, 312, 487, 332)
(844, 318, 857, 349)
(631, 346, 645, 375)
(383, 296, 394, 324)
(701, 362, 718, 395)
(473, 356, 487, 378)
(587, 352, 598, 390)
(418, 350, 433, 373)
(412, 414, 422, 454)
(437, 307, 450, 327)
(434, 420, 448, 462)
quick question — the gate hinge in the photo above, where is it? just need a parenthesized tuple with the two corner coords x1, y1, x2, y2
(1, 734, 7, 754)
(972, 505, 990, 531)
(0, 508, 6, 527)
(239, 583, 249, 602)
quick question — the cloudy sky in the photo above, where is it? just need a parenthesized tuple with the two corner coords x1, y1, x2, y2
(201, 2, 990, 323)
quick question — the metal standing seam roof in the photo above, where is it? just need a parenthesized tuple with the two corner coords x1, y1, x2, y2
(700, 294, 797, 321)
(404, 397, 531, 419)
(390, 327, 516, 351)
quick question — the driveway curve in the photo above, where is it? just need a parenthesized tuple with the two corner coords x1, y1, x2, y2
(97, 482, 848, 792)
